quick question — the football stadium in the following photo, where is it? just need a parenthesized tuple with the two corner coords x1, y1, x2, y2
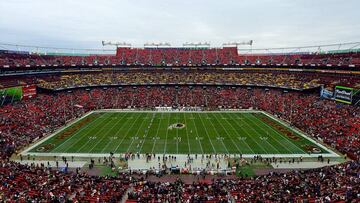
(0, 0, 359, 202)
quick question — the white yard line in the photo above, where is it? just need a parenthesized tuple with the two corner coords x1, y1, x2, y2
(190, 112, 204, 154)
(75, 114, 121, 153)
(163, 114, 171, 154)
(100, 112, 130, 153)
(183, 112, 192, 154)
(96, 112, 130, 153)
(107, 112, 141, 152)
(248, 113, 304, 154)
(196, 113, 217, 153)
(227, 113, 269, 154)
(46, 113, 107, 153)
(65, 113, 113, 152)
(126, 112, 150, 152)
(217, 113, 254, 154)
(205, 113, 229, 154)
(236, 115, 280, 153)
(151, 113, 163, 154)
(175, 114, 179, 154)
(240, 113, 283, 154)
(210, 113, 242, 154)
(113, 113, 144, 153)
(138, 112, 156, 153)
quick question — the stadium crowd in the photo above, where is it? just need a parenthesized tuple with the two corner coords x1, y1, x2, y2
(1, 71, 360, 90)
(0, 86, 359, 201)
(1, 160, 358, 202)
(1, 48, 360, 67)
(127, 160, 359, 202)
(0, 161, 132, 202)
(37, 72, 322, 90)
(30, 71, 360, 91)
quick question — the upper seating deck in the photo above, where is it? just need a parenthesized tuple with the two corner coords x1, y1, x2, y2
(1, 47, 359, 69)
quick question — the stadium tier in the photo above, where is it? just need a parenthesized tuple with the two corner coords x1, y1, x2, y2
(1, 46, 360, 68)
(0, 45, 359, 202)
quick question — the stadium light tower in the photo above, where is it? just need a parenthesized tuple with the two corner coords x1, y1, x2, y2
(183, 42, 211, 48)
(144, 42, 171, 48)
(222, 40, 253, 47)
(101, 41, 132, 48)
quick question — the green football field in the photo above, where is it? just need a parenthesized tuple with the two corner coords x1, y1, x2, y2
(27, 111, 332, 156)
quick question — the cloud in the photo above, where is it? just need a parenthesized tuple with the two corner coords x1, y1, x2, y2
(0, 0, 359, 49)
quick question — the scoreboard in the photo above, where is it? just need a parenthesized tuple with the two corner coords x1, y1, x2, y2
(334, 86, 360, 106)
(335, 86, 353, 104)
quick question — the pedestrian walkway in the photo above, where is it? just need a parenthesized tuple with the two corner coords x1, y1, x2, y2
(128, 154, 229, 171)
(15, 160, 87, 168)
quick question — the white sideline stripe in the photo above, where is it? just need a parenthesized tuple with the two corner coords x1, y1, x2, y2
(54, 113, 110, 151)
(20, 109, 340, 158)
(262, 112, 339, 157)
(248, 113, 307, 154)
(21, 111, 95, 155)
(20, 152, 339, 158)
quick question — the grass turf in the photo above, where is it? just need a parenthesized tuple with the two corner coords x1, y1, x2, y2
(30, 111, 329, 155)
(236, 163, 271, 177)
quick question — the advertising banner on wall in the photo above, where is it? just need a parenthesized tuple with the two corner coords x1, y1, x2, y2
(320, 87, 334, 99)
(22, 85, 37, 99)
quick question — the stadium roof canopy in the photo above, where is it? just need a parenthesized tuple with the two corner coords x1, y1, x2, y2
(0, 41, 359, 56)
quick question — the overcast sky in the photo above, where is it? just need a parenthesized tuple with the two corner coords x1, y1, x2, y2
(0, 0, 359, 50)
